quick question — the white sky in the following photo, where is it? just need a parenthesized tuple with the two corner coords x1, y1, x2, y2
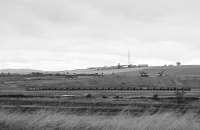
(1, 0, 200, 70)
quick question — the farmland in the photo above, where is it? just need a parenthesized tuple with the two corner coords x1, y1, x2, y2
(2, 65, 200, 91)
(1, 65, 200, 129)
(1, 110, 200, 130)
(0, 65, 200, 113)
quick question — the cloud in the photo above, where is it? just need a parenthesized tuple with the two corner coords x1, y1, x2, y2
(0, 0, 200, 70)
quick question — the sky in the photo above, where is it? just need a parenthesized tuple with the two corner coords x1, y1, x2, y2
(1, 0, 200, 71)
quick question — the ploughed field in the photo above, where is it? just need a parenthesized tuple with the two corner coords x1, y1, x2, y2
(1, 95, 200, 115)
(1, 65, 200, 114)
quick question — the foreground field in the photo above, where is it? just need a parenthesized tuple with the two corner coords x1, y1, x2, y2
(0, 110, 200, 130)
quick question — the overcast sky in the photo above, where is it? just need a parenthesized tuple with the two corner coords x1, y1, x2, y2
(1, 0, 200, 70)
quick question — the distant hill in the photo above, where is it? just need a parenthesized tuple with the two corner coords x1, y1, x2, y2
(1, 65, 200, 75)
(66, 65, 200, 75)
(0, 69, 44, 74)
(2, 65, 200, 91)
(66, 67, 147, 75)
(10, 65, 200, 90)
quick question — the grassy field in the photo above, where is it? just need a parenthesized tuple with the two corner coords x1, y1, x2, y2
(0, 110, 200, 130)
(1, 65, 200, 129)
(0, 65, 200, 112)
(1, 65, 200, 91)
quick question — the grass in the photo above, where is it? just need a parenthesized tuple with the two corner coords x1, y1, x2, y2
(0, 110, 200, 130)
(2, 65, 200, 91)
(1, 65, 200, 129)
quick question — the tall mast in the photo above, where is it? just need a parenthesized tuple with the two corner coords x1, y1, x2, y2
(128, 50, 130, 65)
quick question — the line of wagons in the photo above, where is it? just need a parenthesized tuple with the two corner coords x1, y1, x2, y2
(26, 87, 191, 91)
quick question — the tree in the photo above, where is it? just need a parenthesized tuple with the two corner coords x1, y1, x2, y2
(176, 62, 181, 66)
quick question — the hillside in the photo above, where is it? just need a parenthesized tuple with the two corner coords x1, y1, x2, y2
(0, 69, 43, 74)
(1, 65, 200, 90)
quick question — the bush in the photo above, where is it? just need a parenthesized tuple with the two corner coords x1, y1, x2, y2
(102, 95, 108, 98)
(113, 95, 120, 99)
(152, 94, 159, 100)
(175, 90, 186, 103)
(85, 93, 92, 98)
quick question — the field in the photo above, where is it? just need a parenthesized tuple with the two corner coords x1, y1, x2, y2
(0, 110, 200, 130)
(1, 65, 200, 129)
(1, 66, 200, 91)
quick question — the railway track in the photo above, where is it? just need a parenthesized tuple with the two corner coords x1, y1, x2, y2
(0, 90, 200, 98)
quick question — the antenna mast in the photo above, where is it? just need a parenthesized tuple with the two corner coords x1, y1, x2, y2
(128, 50, 130, 65)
